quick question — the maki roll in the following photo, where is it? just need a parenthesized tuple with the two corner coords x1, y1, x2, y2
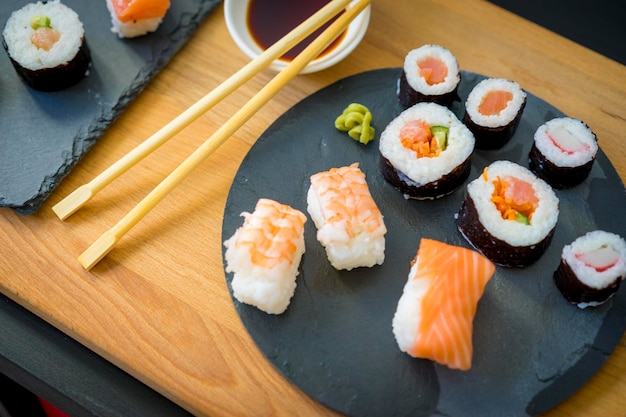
(307, 163, 387, 271)
(106, 0, 171, 38)
(554, 230, 626, 309)
(463, 78, 527, 150)
(223, 198, 307, 314)
(392, 238, 495, 371)
(379, 102, 475, 200)
(456, 160, 559, 267)
(2, 0, 90, 91)
(528, 117, 598, 189)
(397, 44, 461, 108)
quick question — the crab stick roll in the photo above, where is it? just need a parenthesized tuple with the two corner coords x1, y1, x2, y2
(106, 0, 171, 38)
(392, 238, 495, 371)
(2, 0, 91, 91)
(456, 160, 559, 267)
(307, 163, 387, 271)
(528, 117, 599, 189)
(397, 45, 461, 108)
(463, 78, 527, 150)
(223, 198, 307, 315)
(379, 102, 475, 200)
(554, 231, 626, 309)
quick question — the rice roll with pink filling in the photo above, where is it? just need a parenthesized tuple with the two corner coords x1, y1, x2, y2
(223, 198, 307, 315)
(307, 163, 387, 270)
(379, 102, 475, 200)
(463, 78, 527, 150)
(2, 0, 90, 91)
(554, 230, 626, 309)
(456, 160, 559, 267)
(397, 45, 461, 108)
(528, 117, 598, 189)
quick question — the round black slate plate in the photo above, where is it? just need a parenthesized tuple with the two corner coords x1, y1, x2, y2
(221, 68, 626, 417)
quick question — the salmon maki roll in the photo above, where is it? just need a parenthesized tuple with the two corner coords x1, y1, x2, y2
(456, 160, 559, 267)
(106, 0, 171, 38)
(392, 238, 496, 371)
(307, 163, 387, 270)
(397, 44, 461, 108)
(223, 198, 307, 315)
(463, 78, 527, 150)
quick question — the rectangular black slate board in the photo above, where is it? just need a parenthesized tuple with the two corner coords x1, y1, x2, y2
(0, 0, 221, 214)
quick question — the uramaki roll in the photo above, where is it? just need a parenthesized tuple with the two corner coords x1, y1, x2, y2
(397, 44, 461, 108)
(463, 78, 527, 150)
(456, 160, 559, 267)
(379, 102, 475, 200)
(554, 230, 626, 309)
(528, 117, 598, 189)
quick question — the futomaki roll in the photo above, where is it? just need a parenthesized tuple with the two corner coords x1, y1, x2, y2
(379, 102, 475, 200)
(554, 230, 626, 309)
(456, 160, 559, 267)
(2, 0, 90, 91)
(528, 117, 599, 189)
(463, 78, 527, 150)
(397, 45, 461, 108)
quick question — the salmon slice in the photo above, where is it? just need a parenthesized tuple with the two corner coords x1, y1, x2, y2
(109, 0, 170, 23)
(417, 57, 448, 85)
(393, 238, 495, 370)
(31, 27, 60, 51)
(478, 90, 513, 116)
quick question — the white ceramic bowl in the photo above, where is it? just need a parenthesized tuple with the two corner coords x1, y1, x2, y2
(223, 0, 371, 74)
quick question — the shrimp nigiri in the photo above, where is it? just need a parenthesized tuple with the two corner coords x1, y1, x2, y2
(223, 198, 306, 315)
(307, 163, 387, 271)
(392, 238, 495, 370)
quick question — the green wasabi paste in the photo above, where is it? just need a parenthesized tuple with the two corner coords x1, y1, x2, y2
(334, 103, 375, 145)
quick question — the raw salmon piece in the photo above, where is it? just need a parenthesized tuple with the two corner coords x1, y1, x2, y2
(109, 0, 170, 23)
(417, 57, 448, 85)
(392, 238, 495, 370)
(478, 90, 513, 116)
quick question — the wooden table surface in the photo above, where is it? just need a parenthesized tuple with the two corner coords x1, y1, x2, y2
(2, 1, 625, 416)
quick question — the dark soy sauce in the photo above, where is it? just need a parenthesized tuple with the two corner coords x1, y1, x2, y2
(247, 0, 347, 62)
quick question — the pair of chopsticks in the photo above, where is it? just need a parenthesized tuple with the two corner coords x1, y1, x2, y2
(53, 0, 372, 270)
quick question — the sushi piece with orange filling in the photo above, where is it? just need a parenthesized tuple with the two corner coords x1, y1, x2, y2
(397, 44, 461, 108)
(223, 198, 307, 314)
(463, 78, 527, 150)
(392, 238, 496, 371)
(106, 0, 171, 38)
(456, 160, 559, 267)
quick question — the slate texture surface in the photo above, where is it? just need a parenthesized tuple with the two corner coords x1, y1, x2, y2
(0, 0, 221, 214)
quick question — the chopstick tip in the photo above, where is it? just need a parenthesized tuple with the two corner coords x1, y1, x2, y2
(52, 184, 94, 220)
(78, 230, 118, 270)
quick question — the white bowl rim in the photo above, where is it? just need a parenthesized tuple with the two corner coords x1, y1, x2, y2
(224, 0, 371, 74)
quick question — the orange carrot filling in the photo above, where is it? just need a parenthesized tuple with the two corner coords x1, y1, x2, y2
(487, 169, 538, 222)
(478, 90, 513, 116)
(417, 57, 448, 85)
(400, 120, 442, 158)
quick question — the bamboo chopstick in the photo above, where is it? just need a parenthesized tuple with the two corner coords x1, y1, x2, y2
(76, 0, 372, 270)
(51, 0, 356, 221)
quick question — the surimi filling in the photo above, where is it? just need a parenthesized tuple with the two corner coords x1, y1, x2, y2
(417, 56, 448, 85)
(575, 245, 620, 273)
(478, 90, 513, 116)
(399, 120, 449, 158)
(547, 125, 590, 154)
(488, 169, 538, 224)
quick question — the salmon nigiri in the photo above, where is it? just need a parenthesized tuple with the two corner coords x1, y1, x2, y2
(223, 198, 307, 315)
(392, 238, 496, 370)
(106, 0, 171, 38)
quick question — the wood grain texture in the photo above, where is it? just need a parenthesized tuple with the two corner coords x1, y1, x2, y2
(1, 1, 625, 416)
